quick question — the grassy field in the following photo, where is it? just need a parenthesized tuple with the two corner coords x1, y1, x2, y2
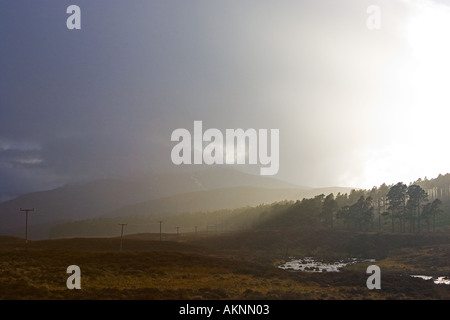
(0, 230, 449, 300)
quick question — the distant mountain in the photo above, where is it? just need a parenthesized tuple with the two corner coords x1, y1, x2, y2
(0, 168, 306, 239)
(131, 167, 305, 192)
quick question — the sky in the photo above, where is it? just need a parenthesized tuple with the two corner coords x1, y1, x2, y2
(1, 0, 450, 198)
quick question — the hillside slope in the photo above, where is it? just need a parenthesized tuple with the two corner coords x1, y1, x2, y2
(0, 168, 305, 239)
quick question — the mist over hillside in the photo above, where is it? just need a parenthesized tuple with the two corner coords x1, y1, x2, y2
(48, 173, 450, 239)
(0, 168, 320, 239)
(103, 185, 352, 219)
(49, 185, 353, 238)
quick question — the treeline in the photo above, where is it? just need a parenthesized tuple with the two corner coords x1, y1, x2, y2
(49, 174, 450, 238)
(317, 183, 442, 233)
(412, 174, 450, 201)
(256, 175, 450, 234)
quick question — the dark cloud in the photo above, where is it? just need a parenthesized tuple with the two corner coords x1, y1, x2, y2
(1, 0, 449, 197)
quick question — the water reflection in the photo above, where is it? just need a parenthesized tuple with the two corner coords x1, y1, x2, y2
(278, 257, 375, 272)
(411, 275, 450, 285)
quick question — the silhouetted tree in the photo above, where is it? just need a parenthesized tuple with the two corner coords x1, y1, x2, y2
(297, 194, 325, 229)
(348, 189, 366, 204)
(422, 198, 443, 232)
(387, 182, 407, 233)
(361, 196, 374, 231)
(337, 205, 351, 229)
(335, 192, 349, 208)
(321, 193, 338, 229)
(341, 196, 374, 231)
(407, 185, 428, 233)
(376, 183, 390, 231)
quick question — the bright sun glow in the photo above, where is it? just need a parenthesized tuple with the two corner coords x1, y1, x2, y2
(361, 0, 450, 188)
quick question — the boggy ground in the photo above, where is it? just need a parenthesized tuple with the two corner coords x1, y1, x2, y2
(0, 230, 449, 300)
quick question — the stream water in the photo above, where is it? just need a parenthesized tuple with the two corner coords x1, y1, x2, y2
(278, 257, 375, 272)
(411, 275, 450, 285)
(278, 257, 450, 285)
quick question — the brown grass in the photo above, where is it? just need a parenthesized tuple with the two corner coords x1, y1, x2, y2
(0, 231, 449, 300)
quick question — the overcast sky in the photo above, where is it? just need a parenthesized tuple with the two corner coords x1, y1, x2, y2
(2, 0, 450, 198)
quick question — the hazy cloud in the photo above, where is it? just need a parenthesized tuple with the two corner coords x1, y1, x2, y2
(1, 0, 450, 197)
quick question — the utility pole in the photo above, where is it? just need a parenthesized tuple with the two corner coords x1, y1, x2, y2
(176, 226, 180, 240)
(158, 221, 163, 242)
(119, 223, 127, 251)
(19, 208, 34, 249)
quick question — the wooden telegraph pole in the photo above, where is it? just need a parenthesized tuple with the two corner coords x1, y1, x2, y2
(19, 208, 34, 249)
(119, 223, 127, 251)
(158, 221, 163, 242)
